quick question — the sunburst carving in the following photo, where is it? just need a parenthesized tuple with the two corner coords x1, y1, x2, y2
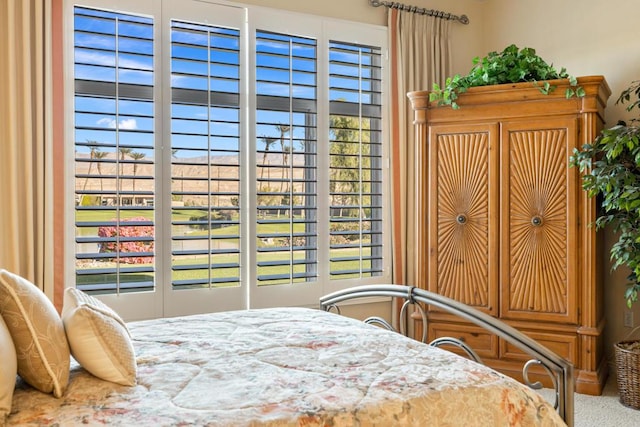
(507, 129, 568, 314)
(435, 132, 490, 308)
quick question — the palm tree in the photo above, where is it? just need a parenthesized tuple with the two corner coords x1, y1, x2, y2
(118, 147, 132, 166)
(129, 151, 147, 203)
(93, 149, 108, 192)
(275, 124, 290, 194)
(259, 135, 278, 181)
(170, 148, 185, 201)
(118, 147, 132, 203)
(82, 142, 98, 191)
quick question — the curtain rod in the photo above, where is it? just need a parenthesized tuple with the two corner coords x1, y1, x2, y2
(369, 0, 470, 25)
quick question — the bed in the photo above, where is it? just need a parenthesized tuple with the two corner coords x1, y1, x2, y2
(6, 285, 571, 427)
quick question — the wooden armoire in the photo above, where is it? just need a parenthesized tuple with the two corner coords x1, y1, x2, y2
(408, 76, 610, 395)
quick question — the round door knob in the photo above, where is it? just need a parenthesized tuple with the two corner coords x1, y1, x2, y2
(531, 216, 543, 227)
(456, 214, 467, 224)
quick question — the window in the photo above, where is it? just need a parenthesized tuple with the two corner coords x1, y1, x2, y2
(328, 41, 383, 280)
(73, 6, 156, 294)
(67, 0, 389, 319)
(169, 21, 242, 290)
(255, 30, 318, 286)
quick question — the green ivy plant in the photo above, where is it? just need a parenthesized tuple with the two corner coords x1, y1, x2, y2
(570, 80, 640, 308)
(430, 44, 585, 109)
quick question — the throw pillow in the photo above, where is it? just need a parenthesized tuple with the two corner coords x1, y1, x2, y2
(62, 287, 136, 386)
(0, 315, 17, 423)
(0, 269, 70, 398)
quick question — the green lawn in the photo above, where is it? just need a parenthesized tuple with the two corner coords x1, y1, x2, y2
(76, 210, 373, 288)
(75, 208, 221, 224)
(77, 209, 310, 240)
(77, 247, 372, 288)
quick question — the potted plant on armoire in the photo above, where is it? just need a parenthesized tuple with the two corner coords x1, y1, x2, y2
(571, 80, 640, 409)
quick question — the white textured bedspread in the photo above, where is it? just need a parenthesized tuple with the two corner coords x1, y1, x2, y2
(9, 307, 565, 426)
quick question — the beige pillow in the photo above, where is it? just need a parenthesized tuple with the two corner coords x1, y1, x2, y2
(62, 287, 136, 386)
(0, 269, 70, 398)
(0, 315, 17, 423)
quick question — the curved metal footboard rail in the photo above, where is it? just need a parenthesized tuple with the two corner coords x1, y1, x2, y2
(319, 284, 574, 427)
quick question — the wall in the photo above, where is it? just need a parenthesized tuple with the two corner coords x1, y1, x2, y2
(480, 0, 640, 365)
(481, 0, 640, 123)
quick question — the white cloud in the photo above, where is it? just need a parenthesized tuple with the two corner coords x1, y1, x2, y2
(119, 118, 138, 129)
(75, 50, 152, 71)
(97, 118, 116, 128)
(171, 75, 187, 86)
(75, 50, 114, 67)
(97, 117, 138, 129)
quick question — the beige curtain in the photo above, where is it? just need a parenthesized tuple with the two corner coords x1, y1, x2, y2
(0, 0, 54, 298)
(389, 9, 451, 286)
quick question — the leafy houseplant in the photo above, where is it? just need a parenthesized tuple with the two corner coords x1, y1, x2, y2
(570, 80, 640, 308)
(429, 44, 584, 109)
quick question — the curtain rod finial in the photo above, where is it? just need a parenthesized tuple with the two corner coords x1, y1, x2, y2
(369, 0, 469, 24)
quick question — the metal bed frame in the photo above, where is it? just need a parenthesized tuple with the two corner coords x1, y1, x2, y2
(320, 284, 574, 427)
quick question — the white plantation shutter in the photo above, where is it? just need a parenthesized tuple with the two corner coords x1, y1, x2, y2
(328, 41, 384, 280)
(255, 30, 318, 286)
(170, 21, 242, 290)
(73, 6, 156, 294)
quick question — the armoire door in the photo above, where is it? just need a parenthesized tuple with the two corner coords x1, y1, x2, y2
(428, 123, 500, 315)
(500, 117, 579, 324)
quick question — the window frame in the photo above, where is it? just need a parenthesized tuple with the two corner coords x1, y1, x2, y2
(63, 0, 391, 318)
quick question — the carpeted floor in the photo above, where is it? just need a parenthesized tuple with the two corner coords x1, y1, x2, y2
(538, 373, 640, 426)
